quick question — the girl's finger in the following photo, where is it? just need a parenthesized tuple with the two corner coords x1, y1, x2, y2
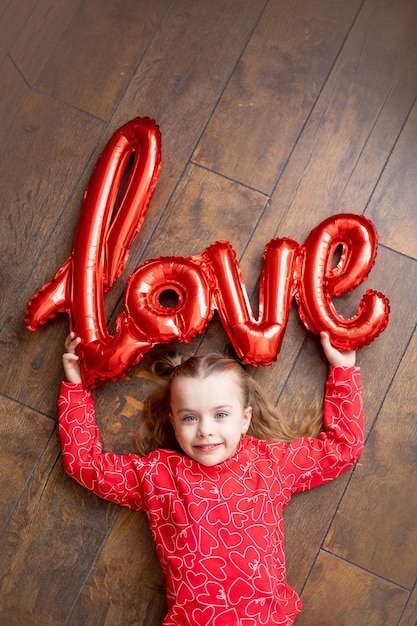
(65, 333, 81, 352)
(65, 332, 75, 350)
(319, 331, 331, 350)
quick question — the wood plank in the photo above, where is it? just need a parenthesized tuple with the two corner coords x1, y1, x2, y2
(366, 97, 417, 259)
(34, 0, 170, 120)
(102, 0, 269, 277)
(324, 327, 417, 589)
(0, 434, 120, 623)
(9, 0, 81, 85)
(0, 0, 38, 64)
(265, 0, 417, 242)
(68, 508, 166, 626)
(132, 163, 268, 260)
(399, 584, 417, 626)
(0, 91, 104, 325)
(109, 0, 268, 133)
(192, 0, 362, 194)
(0, 398, 55, 532)
(297, 550, 408, 626)
(0, 55, 29, 143)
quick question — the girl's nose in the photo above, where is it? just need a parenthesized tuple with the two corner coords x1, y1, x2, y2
(197, 419, 213, 438)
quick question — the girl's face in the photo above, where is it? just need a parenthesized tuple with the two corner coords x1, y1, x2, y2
(169, 371, 252, 466)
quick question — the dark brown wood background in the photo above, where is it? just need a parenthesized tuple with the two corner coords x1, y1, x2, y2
(1, 1, 416, 624)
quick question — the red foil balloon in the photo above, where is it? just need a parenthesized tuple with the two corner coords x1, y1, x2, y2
(205, 239, 300, 365)
(295, 214, 390, 350)
(26, 117, 163, 386)
(25, 116, 390, 386)
(125, 255, 215, 343)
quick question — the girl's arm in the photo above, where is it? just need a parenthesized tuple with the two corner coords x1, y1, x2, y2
(279, 333, 364, 493)
(59, 334, 147, 510)
(58, 382, 148, 510)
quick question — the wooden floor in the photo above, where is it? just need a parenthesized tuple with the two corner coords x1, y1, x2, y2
(1, 1, 417, 624)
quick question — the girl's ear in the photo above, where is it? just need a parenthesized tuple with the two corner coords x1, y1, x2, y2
(243, 406, 252, 432)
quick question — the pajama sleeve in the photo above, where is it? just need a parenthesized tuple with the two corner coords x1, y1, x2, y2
(57, 382, 146, 511)
(280, 365, 364, 493)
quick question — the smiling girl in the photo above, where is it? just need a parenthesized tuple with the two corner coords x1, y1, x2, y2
(59, 332, 363, 625)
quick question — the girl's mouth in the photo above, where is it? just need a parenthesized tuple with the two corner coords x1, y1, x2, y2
(193, 443, 222, 452)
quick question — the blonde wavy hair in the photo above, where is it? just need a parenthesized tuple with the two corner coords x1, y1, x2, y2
(136, 352, 323, 456)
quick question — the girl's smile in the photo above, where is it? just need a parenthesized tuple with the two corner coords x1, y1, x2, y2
(169, 371, 252, 466)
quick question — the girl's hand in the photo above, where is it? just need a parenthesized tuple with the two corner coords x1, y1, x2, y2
(63, 332, 82, 384)
(320, 332, 356, 367)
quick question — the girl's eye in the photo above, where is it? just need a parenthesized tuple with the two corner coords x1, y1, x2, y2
(215, 412, 227, 420)
(182, 415, 197, 422)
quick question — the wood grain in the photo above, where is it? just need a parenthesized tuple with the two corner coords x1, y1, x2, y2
(193, 0, 363, 194)
(297, 550, 408, 626)
(0, 398, 55, 531)
(324, 329, 417, 589)
(0, 0, 38, 64)
(366, 98, 417, 259)
(0, 55, 29, 143)
(266, 0, 417, 242)
(0, 92, 104, 324)
(34, 0, 168, 120)
(69, 508, 167, 626)
(9, 0, 80, 85)
(0, 433, 120, 624)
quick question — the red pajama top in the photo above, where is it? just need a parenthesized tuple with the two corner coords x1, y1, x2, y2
(58, 366, 364, 626)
